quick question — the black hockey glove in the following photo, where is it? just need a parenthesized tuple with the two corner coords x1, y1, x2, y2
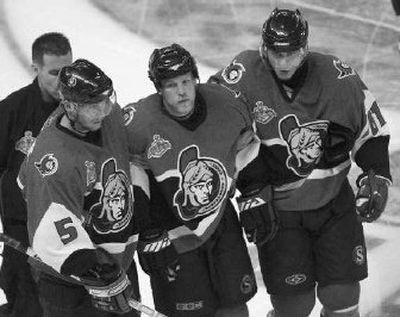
(355, 169, 391, 223)
(236, 185, 279, 246)
(138, 228, 179, 277)
(82, 248, 134, 314)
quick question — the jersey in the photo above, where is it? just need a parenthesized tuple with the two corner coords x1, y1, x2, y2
(18, 105, 147, 275)
(0, 78, 59, 222)
(124, 83, 257, 253)
(210, 50, 391, 211)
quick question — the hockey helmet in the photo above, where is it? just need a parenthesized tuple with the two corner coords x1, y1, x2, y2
(262, 8, 308, 52)
(58, 58, 114, 104)
(148, 43, 199, 89)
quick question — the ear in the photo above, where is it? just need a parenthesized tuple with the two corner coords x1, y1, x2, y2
(31, 62, 40, 74)
(62, 100, 77, 115)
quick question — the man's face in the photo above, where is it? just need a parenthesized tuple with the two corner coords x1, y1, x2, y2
(160, 72, 196, 118)
(33, 52, 72, 102)
(267, 47, 307, 80)
(73, 97, 114, 132)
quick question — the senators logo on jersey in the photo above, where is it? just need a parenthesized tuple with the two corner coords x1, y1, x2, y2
(222, 59, 246, 84)
(89, 158, 133, 234)
(123, 104, 136, 126)
(279, 115, 328, 177)
(35, 153, 58, 177)
(173, 145, 228, 221)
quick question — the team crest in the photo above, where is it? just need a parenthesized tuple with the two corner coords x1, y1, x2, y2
(85, 161, 96, 186)
(89, 158, 133, 234)
(333, 59, 355, 79)
(222, 59, 246, 84)
(15, 131, 36, 155)
(285, 274, 307, 286)
(34, 153, 58, 177)
(173, 145, 228, 221)
(279, 115, 328, 177)
(253, 101, 277, 124)
(123, 104, 136, 126)
(147, 135, 172, 159)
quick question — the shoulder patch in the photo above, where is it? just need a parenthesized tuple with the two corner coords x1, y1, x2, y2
(253, 101, 277, 124)
(333, 59, 355, 79)
(222, 59, 246, 84)
(35, 153, 59, 177)
(147, 135, 172, 159)
(123, 104, 137, 126)
(15, 130, 36, 155)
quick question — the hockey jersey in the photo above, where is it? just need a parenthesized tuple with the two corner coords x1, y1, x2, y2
(18, 105, 147, 274)
(124, 83, 258, 253)
(210, 50, 391, 211)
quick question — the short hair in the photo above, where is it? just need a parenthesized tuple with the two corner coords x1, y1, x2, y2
(32, 32, 72, 65)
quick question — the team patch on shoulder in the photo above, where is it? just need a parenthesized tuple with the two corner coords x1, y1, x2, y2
(147, 135, 172, 159)
(222, 59, 246, 84)
(253, 101, 277, 124)
(123, 104, 137, 126)
(15, 131, 36, 155)
(333, 59, 355, 79)
(34, 153, 58, 177)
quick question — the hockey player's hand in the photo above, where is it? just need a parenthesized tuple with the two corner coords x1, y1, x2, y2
(356, 170, 390, 222)
(138, 229, 179, 277)
(80, 248, 134, 314)
(86, 269, 133, 314)
(236, 185, 279, 246)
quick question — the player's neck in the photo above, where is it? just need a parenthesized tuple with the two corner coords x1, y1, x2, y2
(60, 114, 88, 137)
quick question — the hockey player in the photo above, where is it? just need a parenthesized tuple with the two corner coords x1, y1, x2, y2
(210, 8, 391, 317)
(124, 43, 259, 317)
(0, 32, 72, 317)
(17, 59, 145, 316)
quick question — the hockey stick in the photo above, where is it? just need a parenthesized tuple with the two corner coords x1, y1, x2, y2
(0, 233, 167, 317)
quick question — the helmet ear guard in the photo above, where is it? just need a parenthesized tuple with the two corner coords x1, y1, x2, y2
(262, 8, 308, 53)
(148, 43, 199, 90)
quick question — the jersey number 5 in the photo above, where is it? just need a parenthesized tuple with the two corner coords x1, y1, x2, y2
(55, 217, 78, 245)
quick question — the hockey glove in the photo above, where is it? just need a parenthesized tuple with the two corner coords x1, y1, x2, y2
(355, 169, 391, 222)
(138, 229, 179, 277)
(236, 185, 279, 246)
(82, 248, 134, 314)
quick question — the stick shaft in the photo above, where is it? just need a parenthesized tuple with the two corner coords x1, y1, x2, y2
(0, 233, 166, 317)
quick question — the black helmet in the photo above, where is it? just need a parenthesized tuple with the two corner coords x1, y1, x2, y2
(58, 59, 114, 104)
(262, 8, 308, 52)
(148, 43, 199, 89)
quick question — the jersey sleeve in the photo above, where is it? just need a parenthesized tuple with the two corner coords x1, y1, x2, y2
(353, 88, 391, 180)
(19, 153, 95, 274)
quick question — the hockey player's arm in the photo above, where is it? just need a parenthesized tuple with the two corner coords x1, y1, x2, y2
(132, 167, 179, 277)
(354, 137, 391, 222)
(353, 91, 391, 222)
